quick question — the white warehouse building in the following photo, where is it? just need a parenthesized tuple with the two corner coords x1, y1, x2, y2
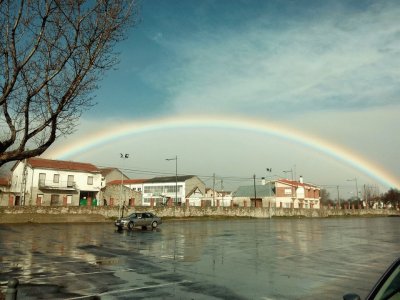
(141, 175, 206, 206)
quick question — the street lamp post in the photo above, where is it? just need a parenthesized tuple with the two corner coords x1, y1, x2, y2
(119, 153, 129, 218)
(166, 155, 178, 205)
(347, 178, 359, 208)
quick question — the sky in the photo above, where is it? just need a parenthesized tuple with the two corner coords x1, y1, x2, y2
(44, 0, 400, 197)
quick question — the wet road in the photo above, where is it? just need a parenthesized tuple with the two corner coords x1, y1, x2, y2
(0, 217, 399, 299)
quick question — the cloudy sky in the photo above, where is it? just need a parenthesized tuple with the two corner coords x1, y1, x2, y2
(45, 0, 400, 195)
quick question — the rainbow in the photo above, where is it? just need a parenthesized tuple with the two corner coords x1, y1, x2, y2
(45, 115, 399, 189)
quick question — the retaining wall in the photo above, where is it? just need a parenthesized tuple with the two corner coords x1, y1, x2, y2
(0, 206, 399, 224)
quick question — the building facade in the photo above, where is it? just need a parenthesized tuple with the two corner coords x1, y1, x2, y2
(101, 182, 142, 207)
(10, 158, 104, 206)
(141, 175, 206, 206)
(100, 168, 129, 184)
(273, 176, 320, 209)
(204, 188, 233, 207)
(0, 177, 11, 206)
(232, 183, 275, 208)
(232, 176, 320, 209)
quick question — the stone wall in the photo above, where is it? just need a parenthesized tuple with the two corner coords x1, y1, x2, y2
(0, 206, 399, 223)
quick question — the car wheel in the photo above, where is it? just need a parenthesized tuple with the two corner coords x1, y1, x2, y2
(128, 222, 134, 230)
(117, 226, 123, 231)
(151, 221, 158, 228)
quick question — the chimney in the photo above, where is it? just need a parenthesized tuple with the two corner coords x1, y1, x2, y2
(261, 177, 266, 185)
(299, 176, 303, 184)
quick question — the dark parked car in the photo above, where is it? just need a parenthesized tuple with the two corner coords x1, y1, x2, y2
(115, 212, 162, 230)
(344, 257, 400, 300)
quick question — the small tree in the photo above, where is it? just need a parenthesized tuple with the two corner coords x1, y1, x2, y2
(320, 189, 334, 207)
(0, 0, 137, 167)
(382, 188, 400, 208)
(363, 184, 381, 208)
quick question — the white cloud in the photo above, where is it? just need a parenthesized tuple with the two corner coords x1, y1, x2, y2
(154, 1, 400, 116)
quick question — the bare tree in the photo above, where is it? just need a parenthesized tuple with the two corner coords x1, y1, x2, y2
(0, 0, 138, 167)
(320, 188, 335, 207)
(363, 184, 380, 208)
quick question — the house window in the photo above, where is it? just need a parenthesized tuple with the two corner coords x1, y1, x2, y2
(39, 173, 46, 186)
(53, 174, 60, 183)
(50, 194, 60, 206)
(87, 176, 93, 185)
(67, 175, 74, 187)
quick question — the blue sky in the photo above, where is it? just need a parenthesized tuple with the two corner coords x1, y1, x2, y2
(47, 0, 400, 194)
(91, 0, 400, 118)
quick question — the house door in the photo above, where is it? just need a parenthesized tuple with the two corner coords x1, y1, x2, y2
(50, 194, 60, 206)
(251, 198, 262, 208)
(37, 194, 43, 206)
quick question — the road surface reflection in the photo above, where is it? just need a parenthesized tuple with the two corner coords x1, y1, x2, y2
(0, 217, 399, 299)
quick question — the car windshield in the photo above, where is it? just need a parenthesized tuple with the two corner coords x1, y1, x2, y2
(373, 263, 400, 300)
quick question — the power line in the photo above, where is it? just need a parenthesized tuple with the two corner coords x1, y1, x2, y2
(97, 164, 256, 182)
(97, 164, 372, 192)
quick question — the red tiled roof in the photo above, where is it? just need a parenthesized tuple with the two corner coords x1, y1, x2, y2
(107, 179, 148, 185)
(27, 157, 99, 173)
(0, 177, 10, 186)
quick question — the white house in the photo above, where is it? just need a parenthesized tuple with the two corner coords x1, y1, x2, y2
(273, 176, 320, 209)
(204, 188, 233, 207)
(0, 177, 11, 206)
(186, 187, 204, 206)
(141, 175, 206, 206)
(10, 157, 104, 206)
(232, 176, 320, 209)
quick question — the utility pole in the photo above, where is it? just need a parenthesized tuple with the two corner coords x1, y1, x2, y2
(336, 185, 340, 208)
(213, 173, 215, 206)
(293, 165, 296, 183)
(346, 178, 359, 208)
(364, 184, 367, 208)
(266, 168, 272, 218)
(253, 174, 257, 207)
(221, 179, 224, 205)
